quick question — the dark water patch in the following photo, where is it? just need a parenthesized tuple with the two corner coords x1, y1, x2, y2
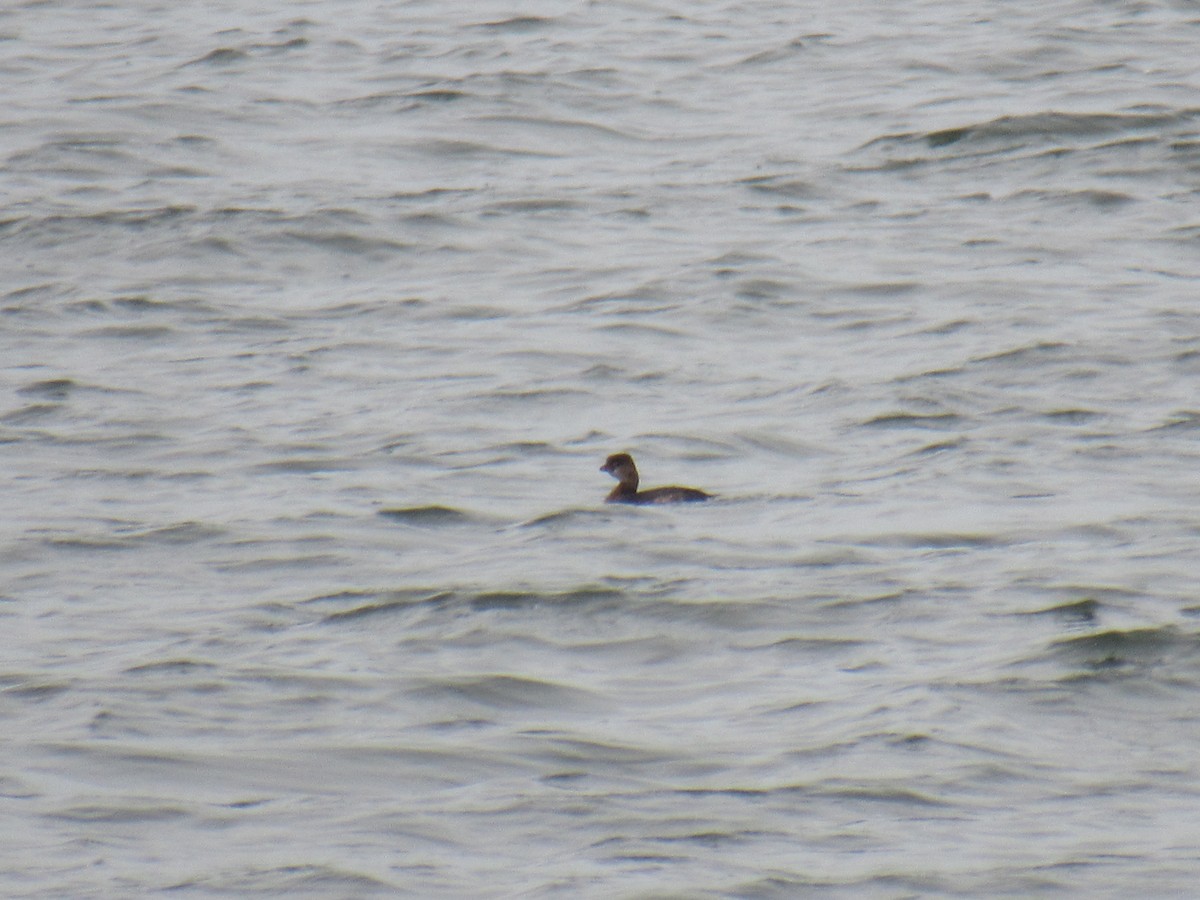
(125, 522, 226, 545)
(410, 88, 469, 103)
(216, 315, 292, 334)
(11, 206, 196, 242)
(1009, 187, 1136, 208)
(1149, 410, 1200, 432)
(918, 318, 975, 336)
(896, 364, 966, 382)
(84, 324, 176, 340)
(708, 249, 774, 273)
(521, 507, 618, 527)
(736, 430, 819, 457)
(861, 412, 964, 430)
(379, 505, 474, 526)
(908, 438, 964, 456)
(739, 174, 817, 199)
(279, 230, 412, 257)
(474, 15, 558, 32)
(593, 321, 688, 338)
(483, 197, 581, 214)
(124, 659, 218, 676)
(183, 47, 249, 67)
(483, 387, 592, 405)
(568, 286, 675, 313)
(409, 674, 600, 711)
(469, 586, 624, 610)
(387, 187, 477, 204)
(738, 636, 865, 655)
(2, 680, 72, 701)
(320, 585, 629, 620)
(836, 280, 920, 298)
(581, 362, 663, 381)
(1019, 597, 1102, 625)
(869, 111, 1183, 154)
(336, 90, 426, 112)
(1042, 626, 1200, 676)
(168, 865, 400, 896)
(1041, 408, 1102, 424)
(414, 138, 559, 159)
(648, 827, 767, 848)
(300, 588, 399, 607)
(3, 283, 62, 309)
(252, 457, 357, 474)
(110, 295, 222, 318)
(971, 341, 1069, 367)
(320, 594, 442, 624)
(485, 439, 571, 458)
(17, 378, 77, 400)
(734, 278, 793, 300)
(44, 535, 133, 552)
(736, 38, 807, 67)
(1, 403, 59, 423)
(55, 803, 193, 825)
(522, 734, 672, 767)
(857, 532, 1005, 550)
(214, 552, 342, 573)
(810, 783, 951, 808)
(1172, 348, 1200, 368)
(253, 36, 309, 53)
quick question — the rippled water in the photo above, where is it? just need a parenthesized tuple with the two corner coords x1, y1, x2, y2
(5, 2, 1200, 896)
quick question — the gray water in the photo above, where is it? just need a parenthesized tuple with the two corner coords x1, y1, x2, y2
(5, 1, 1200, 896)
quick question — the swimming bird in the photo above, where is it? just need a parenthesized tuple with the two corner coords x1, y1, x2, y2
(600, 453, 710, 504)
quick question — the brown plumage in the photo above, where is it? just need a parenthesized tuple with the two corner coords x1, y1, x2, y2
(600, 453, 711, 505)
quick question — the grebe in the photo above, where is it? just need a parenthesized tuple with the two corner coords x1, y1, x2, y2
(600, 453, 710, 504)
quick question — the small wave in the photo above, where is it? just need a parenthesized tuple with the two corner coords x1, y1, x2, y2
(85, 324, 176, 340)
(520, 508, 616, 527)
(727, 427, 812, 457)
(1040, 408, 1102, 424)
(300, 588, 452, 623)
(413, 138, 558, 159)
(253, 457, 357, 474)
(409, 88, 469, 103)
(378, 505, 474, 525)
(1, 403, 60, 424)
(908, 438, 965, 457)
(126, 522, 227, 545)
(856, 532, 1005, 550)
(182, 47, 248, 67)
(321, 596, 436, 624)
(861, 412, 964, 430)
(483, 197, 581, 214)
(473, 15, 557, 32)
(17, 378, 76, 399)
(53, 803, 192, 824)
(278, 230, 412, 257)
(1018, 597, 1102, 624)
(2, 679, 71, 700)
(123, 659, 218, 676)
(866, 110, 1184, 154)
(970, 341, 1069, 367)
(1008, 187, 1135, 208)
(734, 38, 807, 67)
(314, 586, 626, 622)
(738, 174, 818, 199)
(468, 587, 624, 609)
(408, 674, 601, 711)
(167, 864, 398, 896)
(1148, 411, 1200, 432)
(1041, 626, 1200, 677)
